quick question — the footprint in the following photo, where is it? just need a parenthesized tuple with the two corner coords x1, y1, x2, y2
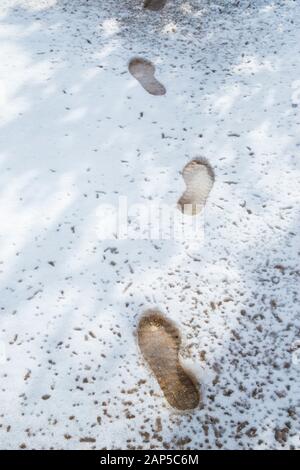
(128, 57, 166, 96)
(138, 310, 200, 410)
(178, 158, 215, 216)
(144, 0, 168, 11)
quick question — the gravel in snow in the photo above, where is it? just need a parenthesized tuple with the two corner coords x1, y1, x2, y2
(0, 0, 299, 450)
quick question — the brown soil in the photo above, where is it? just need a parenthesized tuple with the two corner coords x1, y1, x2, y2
(144, 0, 168, 11)
(128, 57, 166, 96)
(178, 158, 215, 215)
(138, 310, 200, 410)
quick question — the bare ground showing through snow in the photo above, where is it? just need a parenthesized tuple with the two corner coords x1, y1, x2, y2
(0, 0, 299, 450)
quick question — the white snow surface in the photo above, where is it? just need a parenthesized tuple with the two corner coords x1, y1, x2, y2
(0, 0, 299, 450)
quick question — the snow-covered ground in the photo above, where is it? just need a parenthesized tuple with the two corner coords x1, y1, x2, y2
(0, 0, 299, 450)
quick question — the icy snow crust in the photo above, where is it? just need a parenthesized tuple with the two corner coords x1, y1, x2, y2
(0, 0, 299, 450)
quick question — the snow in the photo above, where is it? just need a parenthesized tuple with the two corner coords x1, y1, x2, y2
(0, 0, 299, 449)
